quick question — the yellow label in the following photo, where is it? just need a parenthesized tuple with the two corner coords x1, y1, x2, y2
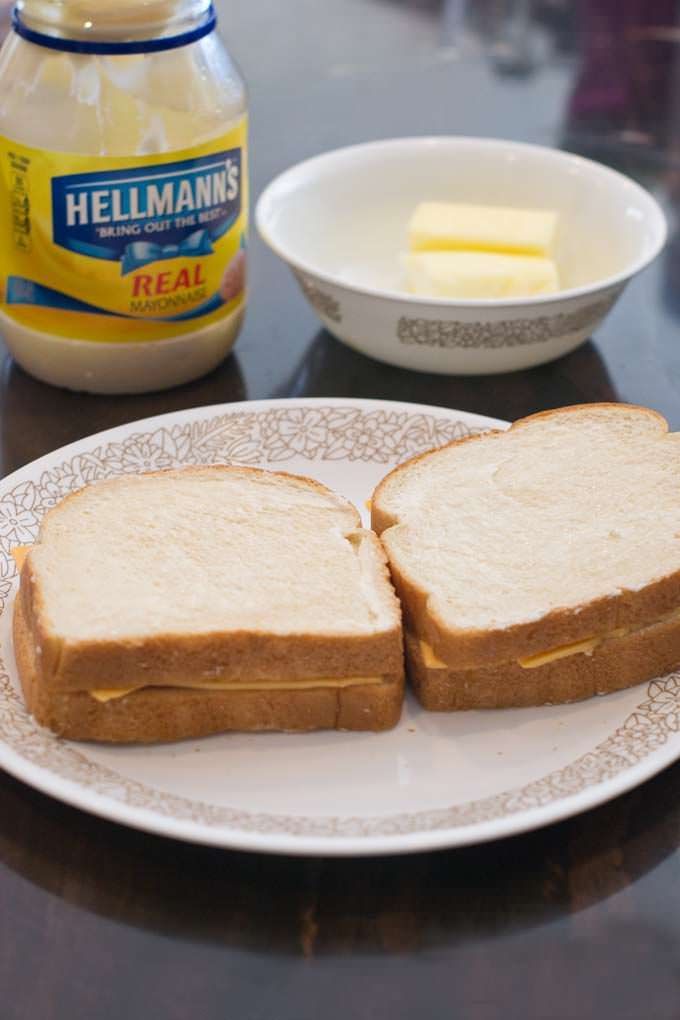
(0, 119, 247, 343)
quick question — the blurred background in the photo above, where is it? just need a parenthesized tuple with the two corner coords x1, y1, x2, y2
(219, 0, 679, 412)
(0, 0, 677, 463)
(208, 0, 679, 166)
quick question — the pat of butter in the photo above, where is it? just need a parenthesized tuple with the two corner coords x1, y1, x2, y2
(90, 676, 384, 702)
(408, 202, 558, 257)
(404, 251, 559, 299)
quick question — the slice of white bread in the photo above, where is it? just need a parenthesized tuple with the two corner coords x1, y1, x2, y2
(15, 466, 404, 740)
(372, 403, 680, 708)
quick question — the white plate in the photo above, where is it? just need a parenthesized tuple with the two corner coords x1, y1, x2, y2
(0, 397, 678, 857)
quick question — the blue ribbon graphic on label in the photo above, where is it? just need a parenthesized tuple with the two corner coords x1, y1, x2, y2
(120, 228, 214, 275)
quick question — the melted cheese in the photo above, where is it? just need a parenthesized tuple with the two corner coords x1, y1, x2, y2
(418, 606, 680, 672)
(419, 633, 607, 671)
(11, 546, 30, 570)
(90, 676, 384, 703)
(518, 637, 602, 669)
(419, 638, 448, 669)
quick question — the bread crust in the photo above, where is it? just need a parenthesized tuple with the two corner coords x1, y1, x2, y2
(14, 593, 404, 741)
(405, 609, 680, 709)
(372, 403, 678, 669)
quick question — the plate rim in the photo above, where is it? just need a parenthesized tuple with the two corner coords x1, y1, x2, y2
(0, 395, 678, 857)
(0, 723, 676, 856)
(0, 396, 507, 493)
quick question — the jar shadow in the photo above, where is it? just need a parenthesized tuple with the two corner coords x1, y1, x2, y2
(0, 346, 247, 475)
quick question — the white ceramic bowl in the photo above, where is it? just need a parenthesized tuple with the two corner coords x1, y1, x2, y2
(256, 137, 667, 374)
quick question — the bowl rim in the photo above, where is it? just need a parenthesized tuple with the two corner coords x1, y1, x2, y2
(255, 135, 668, 310)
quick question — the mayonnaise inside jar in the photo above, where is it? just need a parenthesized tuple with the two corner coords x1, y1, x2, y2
(0, 0, 248, 392)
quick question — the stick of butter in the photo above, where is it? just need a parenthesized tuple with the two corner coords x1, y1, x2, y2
(404, 251, 560, 299)
(409, 202, 558, 257)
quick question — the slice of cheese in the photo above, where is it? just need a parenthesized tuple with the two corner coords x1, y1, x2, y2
(92, 688, 139, 703)
(404, 251, 559, 299)
(90, 676, 384, 703)
(518, 637, 601, 669)
(408, 202, 558, 257)
(518, 611, 680, 669)
(419, 607, 680, 673)
(11, 546, 30, 570)
(418, 633, 604, 671)
(419, 638, 448, 669)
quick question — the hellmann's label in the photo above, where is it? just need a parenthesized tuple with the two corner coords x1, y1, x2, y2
(0, 118, 247, 342)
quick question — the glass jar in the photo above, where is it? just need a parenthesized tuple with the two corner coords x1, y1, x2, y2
(0, 0, 248, 392)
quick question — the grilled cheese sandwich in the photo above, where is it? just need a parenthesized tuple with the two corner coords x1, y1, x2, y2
(12, 467, 405, 741)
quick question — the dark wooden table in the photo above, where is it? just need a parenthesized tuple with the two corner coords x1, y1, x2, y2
(1, 3, 679, 1018)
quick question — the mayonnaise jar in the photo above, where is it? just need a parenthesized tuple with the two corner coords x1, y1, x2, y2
(0, 0, 248, 392)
